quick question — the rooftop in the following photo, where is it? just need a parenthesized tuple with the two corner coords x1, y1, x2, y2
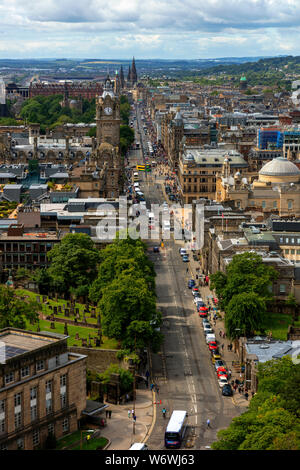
(0, 328, 67, 364)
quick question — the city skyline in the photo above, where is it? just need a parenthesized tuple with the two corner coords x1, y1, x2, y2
(0, 0, 300, 59)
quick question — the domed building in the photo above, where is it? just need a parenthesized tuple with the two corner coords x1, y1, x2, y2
(216, 157, 300, 216)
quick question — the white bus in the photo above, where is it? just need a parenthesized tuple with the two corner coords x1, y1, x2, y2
(164, 410, 188, 448)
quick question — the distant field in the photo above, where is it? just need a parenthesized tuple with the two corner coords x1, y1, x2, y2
(80, 61, 122, 65)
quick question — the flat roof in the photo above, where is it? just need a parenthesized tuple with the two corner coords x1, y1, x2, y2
(0, 328, 67, 364)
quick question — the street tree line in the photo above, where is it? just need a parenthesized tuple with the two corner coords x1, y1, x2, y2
(34, 232, 162, 354)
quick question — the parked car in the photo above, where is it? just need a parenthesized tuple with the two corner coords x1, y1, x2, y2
(194, 296, 203, 304)
(196, 301, 206, 308)
(222, 384, 233, 396)
(217, 368, 228, 379)
(203, 324, 213, 334)
(153, 246, 160, 253)
(198, 306, 209, 315)
(211, 352, 221, 363)
(182, 255, 189, 262)
(208, 341, 218, 351)
(206, 333, 216, 344)
(202, 318, 210, 327)
(218, 377, 229, 388)
(188, 279, 195, 289)
(214, 360, 226, 371)
(192, 288, 200, 296)
(179, 248, 187, 256)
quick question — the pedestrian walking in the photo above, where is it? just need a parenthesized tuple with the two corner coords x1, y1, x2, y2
(206, 419, 211, 428)
(223, 332, 226, 339)
(128, 410, 131, 418)
(105, 409, 109, 418)
(221, 343, 224, 351)
(133, 415, 137, 422)
(245, 392, 249, 401)
(126, 393, 130, 402)
(155, 385, 159, 394)
(238, 387, 242, 394)
(162, 407, 167, 418)
(150, 383, 154, 391)
(108, 410, 112, 419)
(233, 384, 237, 392)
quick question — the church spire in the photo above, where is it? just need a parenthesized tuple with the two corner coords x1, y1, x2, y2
(131, 56, 137, 84)
(120, 65, 125, 89)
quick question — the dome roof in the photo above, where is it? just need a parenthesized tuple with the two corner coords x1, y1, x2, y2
(259, 157, 300, 177)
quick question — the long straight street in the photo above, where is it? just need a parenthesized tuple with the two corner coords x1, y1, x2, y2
(125, 104, 244, 450)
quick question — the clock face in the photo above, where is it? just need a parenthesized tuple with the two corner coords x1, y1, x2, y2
(104, 107, 112, 115)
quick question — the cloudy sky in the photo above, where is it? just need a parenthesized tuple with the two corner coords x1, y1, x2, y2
(0, 0, 300, 59)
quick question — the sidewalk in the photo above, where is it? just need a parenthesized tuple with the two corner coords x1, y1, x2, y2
(187, 256, 250, 409)
(101, 388, 154, 450)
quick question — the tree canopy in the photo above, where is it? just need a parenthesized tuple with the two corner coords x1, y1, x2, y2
(0, 286, 39, 329)
(212, 357, 300, 450)
(47, 233, 100, 298)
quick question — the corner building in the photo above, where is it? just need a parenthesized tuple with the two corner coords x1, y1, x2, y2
(0, 328, 86, 450)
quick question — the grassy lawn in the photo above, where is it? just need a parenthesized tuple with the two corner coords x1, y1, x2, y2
(25, 318, 119, 349)
(17, 289, 119, 350)
(16, 289, 99, 325)
(260, 312, 294, 341)
(56, 431, 108, 450)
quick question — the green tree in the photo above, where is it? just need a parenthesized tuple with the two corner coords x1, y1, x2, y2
(225, 292, 267, 339)
(98, 364, 133, 393)
(210, 252, 278, 310)
(47, 233, 100, 297)
(100, 274, 157, 341)
(0, 286, 39, 329)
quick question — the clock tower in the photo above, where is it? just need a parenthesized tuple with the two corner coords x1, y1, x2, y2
(96, 75, 121, 147)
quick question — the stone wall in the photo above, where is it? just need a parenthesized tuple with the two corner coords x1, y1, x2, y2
(287, 325, 300, 340)
(69, 347, 126, 374)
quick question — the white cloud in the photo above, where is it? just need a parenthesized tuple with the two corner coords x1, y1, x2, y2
(0, 1, 300, 58)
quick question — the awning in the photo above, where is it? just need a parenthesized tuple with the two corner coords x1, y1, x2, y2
(82, 400, 109, 416)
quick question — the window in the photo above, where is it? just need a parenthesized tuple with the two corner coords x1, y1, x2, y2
(48, 423, 55, 435)
(291, 238, 295, 244)
(297, 250, 300, 255)
(32, 429, 40, 447)
(5, 372, 14, 385)
(36, 360, 45, 372)
(261, 201, 266, 209)
(30, 386, 37, 422)
(21, 366, 30, 378)
(279, 284, 286, 294)
(0, 400, 5, 434)
(46, 380, 52, 415)
(285, 249, 290, 254)
(273, 201, 277, 208)
(291, 250, 295, 255)
(17, 438, 24, 450)
(286, 238, 289, 244)
(288, 200, 293, 210)
(62, 418, 69, 433)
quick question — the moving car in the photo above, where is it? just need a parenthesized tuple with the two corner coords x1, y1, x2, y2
(194, 296, 203, 305)
(182, 255, 189, 262)
(202, 318, 210, 327)
(188, 279, 195, 289)
(222, 384, 233, 396)
(179, 248, 187, 256)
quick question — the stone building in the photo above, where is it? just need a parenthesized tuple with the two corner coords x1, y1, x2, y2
(0, 328, 87, 450)
(216, 157, 300, 217)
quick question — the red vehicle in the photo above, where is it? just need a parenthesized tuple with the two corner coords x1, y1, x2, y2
(198, 307, 208, 317)
(208, 341, 218, 351)
(217, 367, 228, 379)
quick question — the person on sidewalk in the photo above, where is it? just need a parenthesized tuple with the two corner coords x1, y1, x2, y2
(206, 419, 211, 428)
(108, 410, 112, 419)
(162, 407, 167, 418)
(128, 410, 131, 418)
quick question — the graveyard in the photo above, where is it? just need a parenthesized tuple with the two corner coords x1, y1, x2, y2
(16, 288, 119, 350)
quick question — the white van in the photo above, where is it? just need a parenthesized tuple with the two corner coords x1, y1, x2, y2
(129, 443, 148, 450)
(206, 333, 216, 344)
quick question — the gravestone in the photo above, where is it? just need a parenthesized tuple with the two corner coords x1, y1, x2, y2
(64, 322, 68, 335)
(50, 322, 55, 329)
(75, 332, 80, 340)
(81, 338, 87, 347)
(65, 308, 70, 317)
(58, 306, 62, 314)
(36, 296, 41, 303)
(91, 308, 96, 318)
(53, 306, 58, 315)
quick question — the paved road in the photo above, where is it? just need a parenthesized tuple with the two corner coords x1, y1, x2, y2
(126, 104, 243, 450)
